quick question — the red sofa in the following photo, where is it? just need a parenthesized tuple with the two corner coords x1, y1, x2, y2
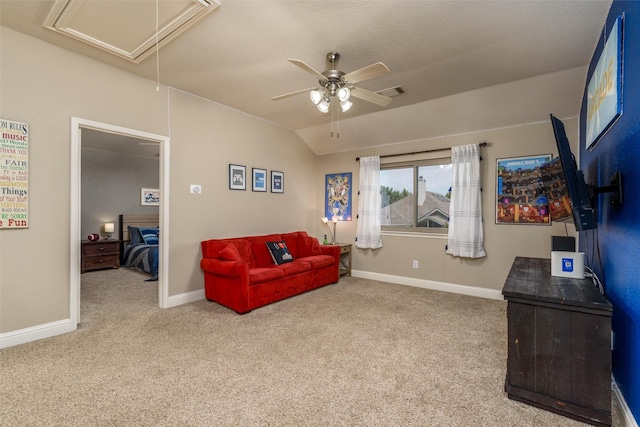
(200, 231, 341, 314)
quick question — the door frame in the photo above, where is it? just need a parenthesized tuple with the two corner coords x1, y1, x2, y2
(70, 117, 170, 325)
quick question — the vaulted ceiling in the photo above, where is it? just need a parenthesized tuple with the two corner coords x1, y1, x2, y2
(1, 0, 612, 154)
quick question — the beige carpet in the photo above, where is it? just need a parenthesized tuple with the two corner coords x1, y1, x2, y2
(1, 267, 623, 426)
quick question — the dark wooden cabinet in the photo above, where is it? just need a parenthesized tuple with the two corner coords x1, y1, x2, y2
(81, 240, 120, 273)
(502, 257, 612, 426)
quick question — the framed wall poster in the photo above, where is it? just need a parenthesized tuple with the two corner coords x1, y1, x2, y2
(586, 15, 624, 150)
(496, 155, 552, 225)
(539, 157, 573, 222)
(141, 188, 160, 206)
(325, 172, 352, 221)
(271, 171, 284, 193)
(0, 118, 29, 229)
(229, 164, 246, 190)
(252, 168, 267, 192)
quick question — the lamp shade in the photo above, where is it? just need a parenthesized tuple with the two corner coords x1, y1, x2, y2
(317, 98, 330, 113)
(340, 100, 353, 112)
(309, 89, 323, 105)
(104, 223, 115, 233)
(337, 87, 350, 102)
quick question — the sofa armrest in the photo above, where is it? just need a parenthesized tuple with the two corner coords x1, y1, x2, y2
(200, 258, 249, 278)
(319, 244, 341, 264)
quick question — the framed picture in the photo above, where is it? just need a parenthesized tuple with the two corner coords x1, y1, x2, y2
(271, 171, 284, 193)
(229, 164, 246, 190)
(539, 157, 573, 222)
(586, 15, 624, 150)
(0, 118, 29, 229)
(252, 168, 267, 192)
(325, 172, 352, 221)
(141, 188, 160, 206)
(496, 155, 551, 225)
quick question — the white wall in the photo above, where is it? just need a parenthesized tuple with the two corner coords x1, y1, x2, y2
(0, 28, 316, 336)
(314, 70, 584, 293)
(1, 27, 169, 333)
(81, 148, 159, 239)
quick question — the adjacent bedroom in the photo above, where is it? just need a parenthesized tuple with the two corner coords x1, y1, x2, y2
(80, 128, 161, 302)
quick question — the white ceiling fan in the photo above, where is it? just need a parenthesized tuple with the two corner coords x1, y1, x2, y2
(272, 52, 392, 113)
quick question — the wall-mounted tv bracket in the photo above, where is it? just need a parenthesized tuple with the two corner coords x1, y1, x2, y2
(588, 171, 623, 207)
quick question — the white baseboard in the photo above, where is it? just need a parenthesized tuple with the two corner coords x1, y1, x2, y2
(351, 270, 504, 300)
(613, 375, 639, 427)
(0, 290, 205, 349)
(166, 288, 205, 308)
(0, 319, 76, 349)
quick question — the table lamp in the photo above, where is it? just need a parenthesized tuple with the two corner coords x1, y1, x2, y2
(104, 222, 114, 240)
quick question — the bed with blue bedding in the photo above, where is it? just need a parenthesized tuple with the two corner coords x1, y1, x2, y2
(119, 214, 160, 281)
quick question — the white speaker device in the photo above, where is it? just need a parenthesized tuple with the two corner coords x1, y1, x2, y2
(551, 251, 585, 279)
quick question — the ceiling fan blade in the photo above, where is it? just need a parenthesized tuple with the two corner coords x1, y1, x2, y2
(350, 87, 392, 107)
(271, 87, 314, 101)
(343, 62, 389, 84)
(288, 59, 327, 82)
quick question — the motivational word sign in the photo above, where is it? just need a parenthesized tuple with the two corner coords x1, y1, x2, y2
(0, 118, 29, 229)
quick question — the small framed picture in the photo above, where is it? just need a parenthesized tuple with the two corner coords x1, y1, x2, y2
(229, 164, 246, 190)
(141, 188, 160, 206)
(271, 171, 284, 193)
(252, 168, 267, 192)
(325, 172, 352, 220)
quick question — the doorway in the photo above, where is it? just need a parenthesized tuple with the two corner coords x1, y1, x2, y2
(70, 118, 170, 326)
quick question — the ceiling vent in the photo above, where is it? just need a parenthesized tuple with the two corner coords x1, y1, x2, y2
(377, 86, 405, 97)
(43, 0, 219, 63)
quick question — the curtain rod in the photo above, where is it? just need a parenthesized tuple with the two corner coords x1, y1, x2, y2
(355, 142, 487, 162)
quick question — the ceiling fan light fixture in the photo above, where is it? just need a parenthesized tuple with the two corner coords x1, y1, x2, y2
(309, 89, 323, 105)
(337, 87, 351, 102)
(317, 98, 331, 113)
(340, 100, 353, 112)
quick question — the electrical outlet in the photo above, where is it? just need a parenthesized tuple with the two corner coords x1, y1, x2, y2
(190, 184, 202, 194)
(412, 260, 419, 269)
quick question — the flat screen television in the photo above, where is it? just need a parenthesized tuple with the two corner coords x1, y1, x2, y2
(547, 115, 597, 231)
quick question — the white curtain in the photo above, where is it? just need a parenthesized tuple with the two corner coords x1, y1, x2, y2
(446, 144, 486, 258)
(355, 156, 382, 249)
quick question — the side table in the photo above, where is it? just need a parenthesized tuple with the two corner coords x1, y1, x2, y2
(81, 239, 121, 273)
(338, 243, 352, 277)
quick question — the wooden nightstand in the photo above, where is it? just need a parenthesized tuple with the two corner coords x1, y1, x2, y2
(338, 243, 352, 277)
(81, 240, 120, 273)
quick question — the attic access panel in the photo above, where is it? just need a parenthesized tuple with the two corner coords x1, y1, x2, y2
(43, 0, 219, 63)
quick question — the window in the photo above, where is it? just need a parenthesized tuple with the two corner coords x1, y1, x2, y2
(380, 159, 452, 233)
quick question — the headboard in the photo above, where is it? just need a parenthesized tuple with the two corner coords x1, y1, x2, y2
(119, 213, 159, 247)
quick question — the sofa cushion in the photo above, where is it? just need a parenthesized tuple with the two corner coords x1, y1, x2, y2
(274, 261, 312, 276)
(249, 267, 285, 285)
(231, 239, 255, 266)
(299, 234, 323, 256)
(281, 232, 302, 258)
(201, 239, 228, 259)
(219, 244, 242, 261)
(202, 239, 255, 266)
(251, 234, 283, 267)
(266, 241, 294, 265)
(298, 255, 335, 270)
